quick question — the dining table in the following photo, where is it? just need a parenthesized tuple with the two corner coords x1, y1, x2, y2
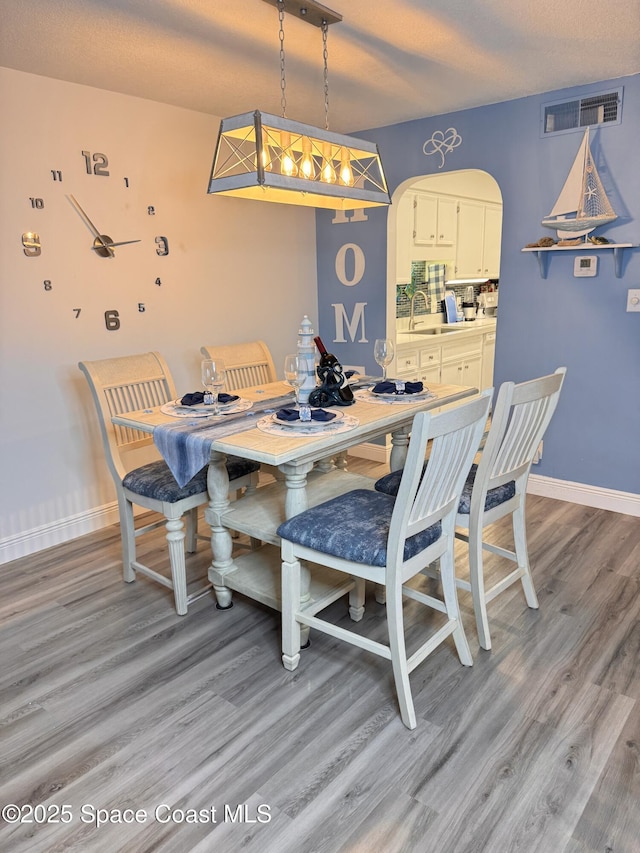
(112, 378, 479, 617)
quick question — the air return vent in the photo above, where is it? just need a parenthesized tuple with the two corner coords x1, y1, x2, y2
(541, 88, 622, 136)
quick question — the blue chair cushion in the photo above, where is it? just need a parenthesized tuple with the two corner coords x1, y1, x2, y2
(122, 456, 259, 503)
(374, 463, 516, 514)
(276, 489, 441, 568)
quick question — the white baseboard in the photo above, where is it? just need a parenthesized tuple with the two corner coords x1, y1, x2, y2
(3, 471, 638, 566)
(347, 441, 390, 464)
(0, 501, 121, 565)
(527, 474, 640, 517)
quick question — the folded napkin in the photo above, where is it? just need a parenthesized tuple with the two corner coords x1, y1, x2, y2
(276, 407, 336, 422)
(373, 380, 424, 395)
(180, 391, 239, 406)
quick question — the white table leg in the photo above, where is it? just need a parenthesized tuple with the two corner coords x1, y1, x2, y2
(279, 460, 314, 646)
(390, 425, 410, 471)
(279, 460, 314, 519)
(204, 450, 234, 609)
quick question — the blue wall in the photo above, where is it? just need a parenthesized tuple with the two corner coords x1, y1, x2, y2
(316, 74, 639, 494)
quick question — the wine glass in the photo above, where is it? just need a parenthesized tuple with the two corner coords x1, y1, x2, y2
(201, 358, 225, 414)
(283, 354, 305, 406)
(374, 339, 395, 380)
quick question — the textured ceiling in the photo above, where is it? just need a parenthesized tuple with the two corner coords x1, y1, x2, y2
(2, 0, 639, 132)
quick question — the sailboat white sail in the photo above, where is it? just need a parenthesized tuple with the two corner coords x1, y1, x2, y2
(541, 127, 617, 238)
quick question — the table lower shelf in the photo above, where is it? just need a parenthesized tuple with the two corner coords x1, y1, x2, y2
(219, 468, 376, 545)
(208, 467, 376, 612)
(208, 542, 355, 614)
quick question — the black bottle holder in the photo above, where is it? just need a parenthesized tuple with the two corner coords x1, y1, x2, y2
(308, 362, 355, 407)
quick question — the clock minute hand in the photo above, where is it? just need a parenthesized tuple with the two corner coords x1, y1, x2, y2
(67, 194, 115, 257)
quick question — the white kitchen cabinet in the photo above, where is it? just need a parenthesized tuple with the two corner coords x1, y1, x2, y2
(440, 354, 481, 388)
(481, 331, 496, 390)
(455, 200, 502, 278)
(396, 326, 494, 392)
(396, 191, 414, 283)
(440, 332, 483, 389)
(396, 342, 441, 385)
(482, 204, 502, 277)
(413, 193, 457, 247)
(419, 344, 441, 384)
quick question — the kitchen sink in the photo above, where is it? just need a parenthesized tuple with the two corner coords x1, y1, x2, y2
(411, 326, 465, 335)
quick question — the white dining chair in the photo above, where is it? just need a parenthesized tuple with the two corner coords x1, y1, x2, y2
(375, 368, 566, 650)
(78, 351, 260, 615)
(200, 340, 276, 391)
(277, 390, 492, 730)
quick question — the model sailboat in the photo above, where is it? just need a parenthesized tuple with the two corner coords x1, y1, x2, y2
(541, 127, 617, 238)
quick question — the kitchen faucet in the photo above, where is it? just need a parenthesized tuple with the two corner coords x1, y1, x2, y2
(409, 290, 430, 330)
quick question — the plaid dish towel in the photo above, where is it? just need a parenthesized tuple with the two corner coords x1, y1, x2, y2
(426, 263, 446, 307)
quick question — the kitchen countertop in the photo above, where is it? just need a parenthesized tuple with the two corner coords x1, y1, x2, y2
(396, 318, 497, 344)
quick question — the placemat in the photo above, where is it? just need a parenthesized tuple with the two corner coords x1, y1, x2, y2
(256, 413, 359, 437)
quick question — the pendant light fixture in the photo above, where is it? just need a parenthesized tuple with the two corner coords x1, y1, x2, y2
(208, 0, 390, 210)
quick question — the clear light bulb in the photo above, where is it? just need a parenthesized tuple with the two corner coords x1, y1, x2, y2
(300, 137, 315, 180)
(259, 130, 272, 172)
(339, 147, 353, 186)
(321, 142, 336, 184)
(280, 131, 297, 177)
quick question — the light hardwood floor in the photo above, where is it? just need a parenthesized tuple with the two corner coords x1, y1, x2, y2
(1, 460, 639, 853)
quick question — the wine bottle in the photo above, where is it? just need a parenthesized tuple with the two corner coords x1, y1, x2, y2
(314, 336, 354, 403)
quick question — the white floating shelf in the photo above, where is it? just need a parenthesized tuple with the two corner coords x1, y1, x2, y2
(521, 243, 636, 279)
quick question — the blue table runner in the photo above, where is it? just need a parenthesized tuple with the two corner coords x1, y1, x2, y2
(154, 393, 294, 487)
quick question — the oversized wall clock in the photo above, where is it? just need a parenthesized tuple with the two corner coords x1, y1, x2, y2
(20, 148, 172, 331)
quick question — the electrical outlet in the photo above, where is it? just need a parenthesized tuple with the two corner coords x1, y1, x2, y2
(532, 440, 543, 464)
(627, 289, 640, 312)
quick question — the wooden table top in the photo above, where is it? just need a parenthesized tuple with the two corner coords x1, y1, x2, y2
(112, 380, 479, 468)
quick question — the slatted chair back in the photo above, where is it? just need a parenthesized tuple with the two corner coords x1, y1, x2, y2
(387, 391, 493, 582)
(200, 340, 276, 391)
(454, 367, 567, 650)
(472, 367, 566, 511)
(79, 352, 175, 483)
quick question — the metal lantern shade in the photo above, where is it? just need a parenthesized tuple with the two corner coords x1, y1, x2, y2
(208, 110, 390, 210)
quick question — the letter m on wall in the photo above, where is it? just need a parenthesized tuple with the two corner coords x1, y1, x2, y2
(332, 303, 368, 343)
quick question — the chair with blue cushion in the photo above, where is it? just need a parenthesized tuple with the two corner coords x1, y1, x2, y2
(375, 368, 566, 650)
(277, 390, 492, 730)
(79, 352, 260, 615)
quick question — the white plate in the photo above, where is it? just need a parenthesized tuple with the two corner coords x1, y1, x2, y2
(160, 398, 252, 418)
(272, 409, 343, 429)
(369, 388, 431, 401)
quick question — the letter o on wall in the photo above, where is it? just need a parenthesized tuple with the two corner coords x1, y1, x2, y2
(335, 243, 365, 287)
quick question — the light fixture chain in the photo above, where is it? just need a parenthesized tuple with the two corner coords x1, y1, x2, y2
(322, 20, 330, 130)
(278, 0, 287, 117)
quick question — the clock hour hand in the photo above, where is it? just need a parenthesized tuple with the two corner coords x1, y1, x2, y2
(67, 194, 115, 257)
(91, 238, 142, 251)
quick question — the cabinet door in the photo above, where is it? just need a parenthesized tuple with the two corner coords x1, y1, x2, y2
(440, 358, 465, 385)
(455, 200, 485, 277)
(420, 364, 441, 385)
(481, 332, 496, 389)
(396, 192, 414, 282)
(414, 193, 457, 247)
(436, 197, 457, 246)
(420, 345, 441, 384)
(396, 348, 419, 378)
(483, 205, 502, 277)
(413, 193, 438, 245)
(462, 354, 482, 389)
